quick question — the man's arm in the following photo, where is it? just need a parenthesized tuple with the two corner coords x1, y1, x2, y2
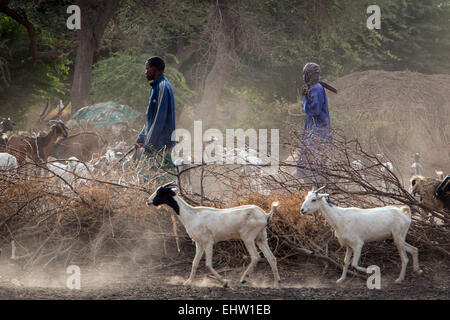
(136, 125, 146, 145)
(137, 88, 155, 145)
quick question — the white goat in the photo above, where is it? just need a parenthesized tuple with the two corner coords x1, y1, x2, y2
(380, 161, 394, 192)
(351, 160, 364, 171)
(410, 153, 424, 177)
(349, 159, 394, 192)
(47, 161, 73, 186)
(66, 156, 95, 185)
(0, 152, 18, 170)
(300, 186, 422, 284)
(147, 182, 281, 288)
(92, 149, 126, 174)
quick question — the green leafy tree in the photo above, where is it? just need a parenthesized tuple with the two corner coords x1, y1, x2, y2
(91, 53, 194, 114)
(0, 14, 70, 124)
(381, 0, 450, 73)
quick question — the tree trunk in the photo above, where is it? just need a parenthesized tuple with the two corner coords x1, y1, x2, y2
(197, 0, 235, 128)
(174, 37, 198, 70)
(70, 0, 119, 113)
(70, 19, 96, 111)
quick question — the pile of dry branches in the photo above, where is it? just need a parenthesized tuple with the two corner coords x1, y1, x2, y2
(177, 130, 449, 272)
(0, 131, 448, 277)
(0, 159, 182, 272)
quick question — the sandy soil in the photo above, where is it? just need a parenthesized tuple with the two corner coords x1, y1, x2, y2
(0, 258, 447, 300)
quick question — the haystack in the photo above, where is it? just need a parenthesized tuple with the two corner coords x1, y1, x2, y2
(327, 70, 450, 176)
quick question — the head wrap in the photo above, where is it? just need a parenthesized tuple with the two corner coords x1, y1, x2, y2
(303, 63, 321, 87)
(302, 62, 337, 103)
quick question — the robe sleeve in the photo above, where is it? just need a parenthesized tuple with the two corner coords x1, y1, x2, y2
(303, 86, 325, 117)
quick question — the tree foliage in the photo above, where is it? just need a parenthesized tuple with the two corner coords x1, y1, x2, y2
(0, 14, 70, 123)
(0, 0, 448, 130)
(91, 52, 194, 113)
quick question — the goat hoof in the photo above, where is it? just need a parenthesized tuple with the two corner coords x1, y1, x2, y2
(394, 278, 403, 284)
(415, 270, 423, 276)
(223, 281, 229, 288)
(240, 279, 247, 284)
(336, 278, 345, 284)
(183, 279, 192, 286)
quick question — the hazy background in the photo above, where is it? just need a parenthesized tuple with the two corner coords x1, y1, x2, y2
(1, 0, 449, 174)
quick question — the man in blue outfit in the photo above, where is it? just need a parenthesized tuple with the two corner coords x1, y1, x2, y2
(136, 56, 176, 182)
(296, 62, 337, 182)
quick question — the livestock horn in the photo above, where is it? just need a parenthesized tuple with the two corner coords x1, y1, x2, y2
(314, 185, 327, 193)
(162, 181, 177, 188)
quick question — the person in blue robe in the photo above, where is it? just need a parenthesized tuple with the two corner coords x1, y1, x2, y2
(296, 63, 337, 183)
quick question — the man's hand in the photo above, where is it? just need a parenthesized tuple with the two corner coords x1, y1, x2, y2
(134, 142, 143, 149)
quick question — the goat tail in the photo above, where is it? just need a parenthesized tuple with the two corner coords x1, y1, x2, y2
(400, 206, 411, 217)
(267, 201, 279, 223)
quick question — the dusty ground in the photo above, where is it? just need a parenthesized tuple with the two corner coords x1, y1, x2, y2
(0, 257, 448, 300)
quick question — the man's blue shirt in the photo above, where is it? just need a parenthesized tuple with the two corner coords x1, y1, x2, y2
(137, 74, 176, 150)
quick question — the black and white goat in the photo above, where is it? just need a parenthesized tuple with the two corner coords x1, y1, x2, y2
(147, 182, 281, 288)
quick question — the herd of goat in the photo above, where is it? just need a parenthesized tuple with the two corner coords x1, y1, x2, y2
(0, 118, 449, 288)
(148, 183, 423, 288)
(0, 119, 134, 185)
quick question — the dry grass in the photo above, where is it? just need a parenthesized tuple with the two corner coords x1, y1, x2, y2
(0, 164, 181, 272)
(0, 133, 448, 278)
(176, 132, 449, 272)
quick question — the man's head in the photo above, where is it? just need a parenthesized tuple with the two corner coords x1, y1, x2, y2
(145, 56, 165, 81)
(302, 62, 321, 86)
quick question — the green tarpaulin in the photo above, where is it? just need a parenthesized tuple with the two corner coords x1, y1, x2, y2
(71, 101, 141, 129)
